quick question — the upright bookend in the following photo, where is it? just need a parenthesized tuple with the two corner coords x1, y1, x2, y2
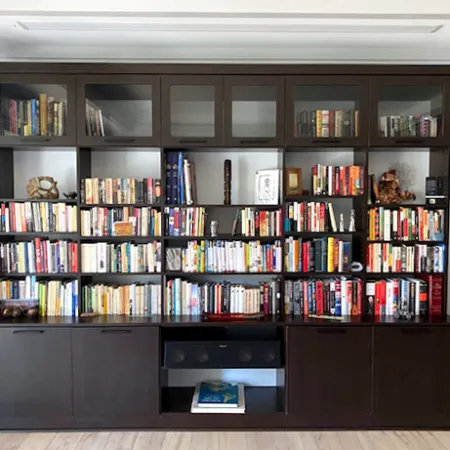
(224, 159, 231, 205)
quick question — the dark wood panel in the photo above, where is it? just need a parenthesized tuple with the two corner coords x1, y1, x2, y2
(72, 326, 159, 427)
(0, 328, 72, 429)
(373, 326, 446, 427)
(286, 326, 372, 428)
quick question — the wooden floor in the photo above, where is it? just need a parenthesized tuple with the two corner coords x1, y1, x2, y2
(1, 431, 450, 450)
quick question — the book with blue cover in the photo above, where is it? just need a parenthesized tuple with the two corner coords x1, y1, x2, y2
(197, 381, 239, 407)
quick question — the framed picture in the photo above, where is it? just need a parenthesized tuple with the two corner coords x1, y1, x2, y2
(285, 167, 302, 196)
(255, 169, 280, 204)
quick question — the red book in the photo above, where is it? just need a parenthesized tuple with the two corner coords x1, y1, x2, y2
(302, 242, 308, 272)
(10, 203, 16, 232)
(35, 238, 42, 273)
(72, 243, 78, 272)
(42, 240, 48, 273)
(360, 166, 365, 194)
(375, 281, 381, 316)
(379, 280, 387, 316)
(418, 274, 443, 317)
(392, 279, 399, 314)
(303, 281, 308, 315)
(316, 280, 324, 314)
(335, 167, 340, 195)
(263, 284, 269, 316)
(356, 279, 363, 316)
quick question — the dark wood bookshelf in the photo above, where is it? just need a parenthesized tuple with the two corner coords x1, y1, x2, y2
(0, 63, 449, 432)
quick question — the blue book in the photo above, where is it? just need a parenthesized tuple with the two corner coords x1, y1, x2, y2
(178, 152, 184, 205)
(31, 99, 36, 135)
(165, 153, 173, 205)
(197, 381, 239, 407)
(172, 153, 179, 205)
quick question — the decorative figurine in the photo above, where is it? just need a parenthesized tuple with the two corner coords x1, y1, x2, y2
(348, 209, 356, 232)
(339, 213, 345, 232)
(26, 176, 59, 199)
(377, 169, 416, 205)
(224, 160, 231, 205)
(210, 220, 219, 237)
(63, 191, 77, 200)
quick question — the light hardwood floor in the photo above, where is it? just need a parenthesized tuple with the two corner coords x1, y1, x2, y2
(1, 431, 450, 450)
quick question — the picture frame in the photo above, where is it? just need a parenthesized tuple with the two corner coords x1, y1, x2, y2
(285, 167, 302, 196)
(254, 169, 280, 204)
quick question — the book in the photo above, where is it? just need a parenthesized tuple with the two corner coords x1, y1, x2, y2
(165, 151, 197, 205)
(295, 110, 359, 138)
(311, 164, 364, 196)
(379, 115, 439, 137)
(197, 381, 239, 407)
(164, 207, 206, 237)
(191, 382, 245, 414)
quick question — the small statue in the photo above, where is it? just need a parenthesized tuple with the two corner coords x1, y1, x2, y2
(339, 213, 345, 232)
(63, 191, 77, 200)
(378, 169, 416, 204)
(348, 209, 356, 232)
(210, 220, 219, 237)
(26, 176, 59, 200)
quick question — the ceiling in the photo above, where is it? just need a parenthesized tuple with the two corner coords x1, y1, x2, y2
(2, 1, 450, 63)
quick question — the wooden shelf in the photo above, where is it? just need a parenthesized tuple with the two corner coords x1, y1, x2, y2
(165, 235, 282, 241)
(80, 203, 161, 208)
(367, 240, 445, 244)
(165, 272, 282, 277)
(165, 204, 281, 209)
(285, 195, 364, 201)
(80, 236, 162, 242)
(0, 273, 79, 278)
(0, 198, 77, 204)
(285, 231, 364, 237)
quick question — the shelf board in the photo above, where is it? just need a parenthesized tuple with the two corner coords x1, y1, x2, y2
(165, 235, 282, 241)
(80, 236, 162, 242)
(0, 198, 77, 204)
(367, 203, 444, 209)
(285, 231, 364, 237)
(165, 204, 281, 209)
(284, 272, 357, 278)
(166, 272, 282, 277)
(0, 273, 79, 278)
(80, 203, 161, 208)
(285, 195, 364, 201)
(0, 232, 78, 237)
(367, 240, 445, 244)
(161, 386, 284, 415)
(366, 272, 444, 277)
(81, 272, 162, 276)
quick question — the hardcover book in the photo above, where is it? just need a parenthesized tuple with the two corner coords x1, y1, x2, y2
(191, 381, 245, 414)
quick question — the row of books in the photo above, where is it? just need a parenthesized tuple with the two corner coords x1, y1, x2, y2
(284, 202, 337, 233)
(165, 279, 281, 316)
(368, 207, 445, 241)
(165, 152, 197, 205)
(234, 208, 283, 237)
(366, 243, 445, 273)
(81, 282, 161, 316)
(81, 242, 162, 273)
(81, 177, 162, 205)
(0, 202, 77, 233)
(311, 164, 364, 196)
(86, 105, 105, 136)
(80, 207, 161, 237)
(284, 237, 351, 273)
(295, 110, 360, 138)
(166, 241, 283, 273)
(4, 96, 66, 137)
(165, 207, 206, 237)
(284, 278, 362, 316)
(379, 115, 439, 138)
(0, 240, 78, 274)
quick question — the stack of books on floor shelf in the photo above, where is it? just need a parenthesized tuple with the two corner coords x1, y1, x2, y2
(191, 381, 245, 414)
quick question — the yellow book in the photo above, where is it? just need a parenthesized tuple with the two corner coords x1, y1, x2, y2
(26, 100, 31, 136)
(39, 93, 48, 136)
(327, 237, 334, 272)
(200, 240, 205, 272)
(316, 111, 322, 137)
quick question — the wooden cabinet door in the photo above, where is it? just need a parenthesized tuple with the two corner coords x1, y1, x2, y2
(373, 326, 446, 427)
(72, 327, 159, 427)
(286, 326, 372, 427)
(0, 328, 72, 429)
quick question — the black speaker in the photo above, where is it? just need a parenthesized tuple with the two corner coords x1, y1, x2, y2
(164, 341, 282, 369)
(426, 177, 438, 196)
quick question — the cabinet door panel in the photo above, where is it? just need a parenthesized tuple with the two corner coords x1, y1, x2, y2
(0, 328, 72, 428)
(373, 326, 445, 427)
(287, 326, 372, 427)
(72, 327, 159, 427)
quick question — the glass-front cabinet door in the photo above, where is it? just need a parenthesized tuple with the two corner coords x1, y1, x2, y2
(0, 75, 76, 146)
(77, 75, 160, 146)
(162, 76, 223, 146)
(224, 76, 284, 147)
(286, 76, 368, 147)
(370, 76, 447, 146)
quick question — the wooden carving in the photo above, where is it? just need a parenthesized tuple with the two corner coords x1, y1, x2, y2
(26, 176, 59, 200)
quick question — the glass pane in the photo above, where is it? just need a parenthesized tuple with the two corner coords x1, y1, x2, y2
(293, 85, 360, 138)
(85, 84, 152, 137)
(378, 85, 442, 138)
(1, 84, 68, 137)
(170, 85, 215, 138)
(231, 85, 277, 138)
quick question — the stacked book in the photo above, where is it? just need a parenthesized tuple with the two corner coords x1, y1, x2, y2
(295, 110, 360, 138)
(234, 208, 282, 237)
(311, 164, 364, 196)
(81, 177, 162, 205)
(165, 151, 197, 205)
(165, 278, 281, 316)
(379, 115, 439, 138)
(85, 105, 105, 136)
(80, 206, 161, 237)
(0, 240, 78, 274)
(191, 381, 245, 414)
(285, 237, 351, 273)
(81, 241, 162, 273)
(164, 207, 206, 237)
(0, 202, 77, 233)
(367, 243, 445, 273)
(81, 282, 161, 316)
(166, 240, 283, 273)
(285, 202, 338, 233)
(368, 207, 445, 241)
(4, 95, 66, 137)
(285, 277, 362, 317)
